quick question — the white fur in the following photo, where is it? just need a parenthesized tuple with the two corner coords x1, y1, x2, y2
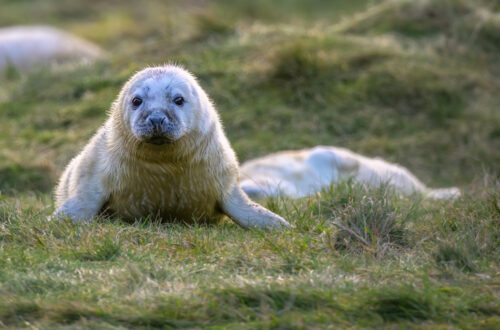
(240, 146, 460, 199)
(0, 26, 103, 72)
(53, 65, 289, 229)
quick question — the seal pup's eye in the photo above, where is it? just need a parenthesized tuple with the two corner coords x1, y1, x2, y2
(132, 97, 143, 107)
(173, 96, 184, 106)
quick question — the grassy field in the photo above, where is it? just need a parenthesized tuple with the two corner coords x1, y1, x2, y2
(1, 0, 499, 328)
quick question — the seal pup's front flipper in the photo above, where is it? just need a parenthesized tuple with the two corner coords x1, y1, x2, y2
(220, 185, 291, 229)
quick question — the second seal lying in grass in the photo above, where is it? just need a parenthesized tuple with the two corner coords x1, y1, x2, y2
(240, 146, 460, 200)
(53, 65, 290, 229)
(0, 25, 103, 73)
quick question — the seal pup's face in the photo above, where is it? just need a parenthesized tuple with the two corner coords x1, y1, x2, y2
(121, 66, 211, 145)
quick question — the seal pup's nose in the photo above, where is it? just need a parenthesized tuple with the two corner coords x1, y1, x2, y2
(148, 113, 166, 130)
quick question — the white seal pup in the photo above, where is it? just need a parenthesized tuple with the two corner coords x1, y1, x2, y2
(53, 65, 290, 229)
(240, 146, 460, 200)
(0, 26, 103, 73)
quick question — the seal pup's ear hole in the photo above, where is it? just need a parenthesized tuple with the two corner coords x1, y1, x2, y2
(132, 96, 143, 107)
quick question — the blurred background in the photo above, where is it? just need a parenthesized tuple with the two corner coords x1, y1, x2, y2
(0, 0, 499, 197)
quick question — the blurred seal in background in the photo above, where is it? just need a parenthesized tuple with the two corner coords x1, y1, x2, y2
(0, 25, 103, 73)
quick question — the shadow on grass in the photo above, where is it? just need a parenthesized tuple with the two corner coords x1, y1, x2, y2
(367, 289, 438, 322)
(2, 278, 500, 328)
(0, 287, 337, 328)
(0, 164, 53, 194)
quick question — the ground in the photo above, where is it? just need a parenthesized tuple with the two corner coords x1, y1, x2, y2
(0, 0, 499, 328)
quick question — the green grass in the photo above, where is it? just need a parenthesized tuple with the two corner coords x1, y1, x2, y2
(0, 0, 499, 328)
(1, 183, 499, 328)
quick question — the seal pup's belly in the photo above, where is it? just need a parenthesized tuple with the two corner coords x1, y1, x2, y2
(104, 163, 223, 223)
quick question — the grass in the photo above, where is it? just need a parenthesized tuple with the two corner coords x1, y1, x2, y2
(0, 184, 499, 328)
(0, 0, 499, 328)
(330, 184, 410, 256)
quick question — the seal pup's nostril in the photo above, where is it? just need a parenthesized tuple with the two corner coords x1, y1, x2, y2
(148, 113, 166, 129)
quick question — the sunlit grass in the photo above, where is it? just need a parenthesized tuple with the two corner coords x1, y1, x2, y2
(0, 0, 499, 327)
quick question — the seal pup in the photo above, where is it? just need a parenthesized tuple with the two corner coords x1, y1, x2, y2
(0, 26, 103, 73)
(53, 65, 290, 229)
(240, 146, 460, 199)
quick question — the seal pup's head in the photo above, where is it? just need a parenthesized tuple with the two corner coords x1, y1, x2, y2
(113, 65, 216, 147)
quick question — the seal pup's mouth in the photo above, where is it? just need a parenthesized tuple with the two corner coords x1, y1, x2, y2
(145, 135, 174, 145)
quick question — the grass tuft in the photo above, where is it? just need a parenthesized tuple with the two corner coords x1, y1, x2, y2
(330, 185, 409, 256)
(342, 0, 500, 53)
(193, 13, 234, 41)
(72, 236, 122, 261)
(368, 287, 438, 322)
(271, 42, 324, 83)
(434, 242, 476, 272)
